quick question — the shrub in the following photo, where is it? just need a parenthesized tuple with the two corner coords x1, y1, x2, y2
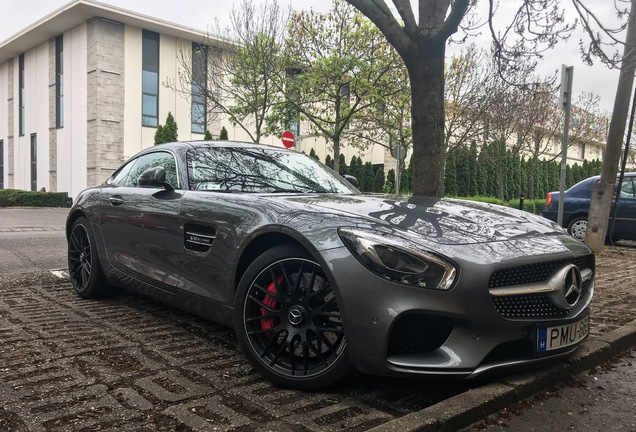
(508, 198, 546, 215)
(0, 189, 68, 207)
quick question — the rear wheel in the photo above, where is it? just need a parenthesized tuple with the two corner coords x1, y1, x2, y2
(234, 244, 350, 390)
(566, 216, 588, 241)
(68, 217, 113, 298)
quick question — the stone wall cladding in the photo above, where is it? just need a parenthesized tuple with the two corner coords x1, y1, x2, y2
(48, 39, 57, 192)
(86, 18, 125, 186)
(7, 58, 14, 188)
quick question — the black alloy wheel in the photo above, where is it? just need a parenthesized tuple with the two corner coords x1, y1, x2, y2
(234, 244, 350, 390)
(68, 217, 111, 298)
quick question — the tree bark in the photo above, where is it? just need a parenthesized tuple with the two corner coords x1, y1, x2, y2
(585, 0, 636, 252)
(406, 40, 446, 197)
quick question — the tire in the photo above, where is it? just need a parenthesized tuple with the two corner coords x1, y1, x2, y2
(67, 217, 113, 299)
(234, 244, 350, 390)
(566, 216, 588, 241)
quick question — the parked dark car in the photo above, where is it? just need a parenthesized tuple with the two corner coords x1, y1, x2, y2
(67, 141, 595, 390)
(543, 173, 636, 241)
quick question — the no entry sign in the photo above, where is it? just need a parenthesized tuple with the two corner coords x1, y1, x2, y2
(281, 130, 295, 148)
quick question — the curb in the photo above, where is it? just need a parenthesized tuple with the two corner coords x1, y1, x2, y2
(367, 319, 636, 432)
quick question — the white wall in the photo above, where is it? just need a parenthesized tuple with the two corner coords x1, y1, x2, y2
(124, 27, 215, 159)
(0, 62, 6, 187)
(57, 24, 88, 198)
(12, 42, 50, 191)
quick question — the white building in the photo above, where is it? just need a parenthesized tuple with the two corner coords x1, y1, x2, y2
(0, 0, 228, 197)
(0, 0, 388, 197)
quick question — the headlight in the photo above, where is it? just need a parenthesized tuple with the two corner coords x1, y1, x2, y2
(338, 227, 457, 290)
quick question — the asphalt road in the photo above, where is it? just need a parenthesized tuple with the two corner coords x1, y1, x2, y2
(0, 208, 68, 273)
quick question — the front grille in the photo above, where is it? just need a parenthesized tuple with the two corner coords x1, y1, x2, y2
(387, 314, 453, 355)
(489, 254, 595, 288)
(492, 278, 592, 319)
(490, 255, 594, 320)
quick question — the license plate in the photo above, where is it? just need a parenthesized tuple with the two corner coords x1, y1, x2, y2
(536, 315, 589, 353)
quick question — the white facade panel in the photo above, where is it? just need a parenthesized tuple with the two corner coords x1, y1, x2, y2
(0, 63, 5, 137)
(0, 62, 6, 188)
(123, 25, 144, 158)
(32, 42, 50, 191)
(13, 43, 50, 191)
(57, 24, 88, 197)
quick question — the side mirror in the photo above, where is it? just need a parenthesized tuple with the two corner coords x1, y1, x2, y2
(342, 174, 359, 188)
(138, 167, 174, 191)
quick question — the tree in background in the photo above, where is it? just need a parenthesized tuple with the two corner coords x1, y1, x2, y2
(385, 168, 395, 193)
(347, 39, 411, 158)
(444, 45, 495, 152)
(154, 112, 178, 145)
(173, 0, 288, 143)
(203, 130, 213, 140)
(219, 126, 229, 140)
(325, 154, 334, 169)
(335, 155, 346, 175)
(309, 148, 320, 161)
(523, 91, 604, 199)
(344, 0, 574, 196)
(373, 168, 385, 193)
(278, 0, 402, 173)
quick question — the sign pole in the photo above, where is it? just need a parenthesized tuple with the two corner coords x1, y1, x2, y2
(558, 65, 573, 227)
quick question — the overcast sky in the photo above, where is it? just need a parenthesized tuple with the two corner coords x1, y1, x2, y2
(0, 0, 625, 113)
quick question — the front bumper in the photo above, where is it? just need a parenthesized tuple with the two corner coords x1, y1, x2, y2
(316, 234, 594, 378)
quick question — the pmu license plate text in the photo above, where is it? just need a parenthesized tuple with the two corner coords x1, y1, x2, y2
(537, 315, 589, 353)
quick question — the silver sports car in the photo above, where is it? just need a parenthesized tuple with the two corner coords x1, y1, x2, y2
(66, 141, 594, 390)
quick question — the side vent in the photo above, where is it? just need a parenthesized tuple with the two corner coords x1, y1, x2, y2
(184, 224, 216, 253)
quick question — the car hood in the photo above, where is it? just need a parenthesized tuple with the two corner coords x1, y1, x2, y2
(278, 194, 563, 245)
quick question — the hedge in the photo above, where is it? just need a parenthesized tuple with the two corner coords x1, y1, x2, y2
(0, 189, 69, 207)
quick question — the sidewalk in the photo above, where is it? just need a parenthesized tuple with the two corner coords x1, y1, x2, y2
(0, 207, 68, 232)
(369, 242, 636, 432)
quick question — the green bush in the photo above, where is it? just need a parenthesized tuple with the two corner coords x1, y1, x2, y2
(448, 195, 506, 206)
(0, 189, 68, 207)
(507, 198, 546, 215)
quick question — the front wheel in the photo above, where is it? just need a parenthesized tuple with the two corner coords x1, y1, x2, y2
(234, 244, 350, 390)
(566, 216, 588, 241)
(68, 217, 113, 298)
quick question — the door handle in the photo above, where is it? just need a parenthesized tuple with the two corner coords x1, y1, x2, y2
(109, 196, 124, 206)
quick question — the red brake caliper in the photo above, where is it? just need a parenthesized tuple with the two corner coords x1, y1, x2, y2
(260, 275, 283, 334)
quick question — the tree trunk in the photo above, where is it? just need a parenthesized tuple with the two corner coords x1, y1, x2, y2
(586, 0, 636, 252)
(333, 136, 341, 174)
(528, 156, 538, 199)
(406, 41, 446, 197)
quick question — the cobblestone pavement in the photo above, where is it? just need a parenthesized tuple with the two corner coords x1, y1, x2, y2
(0, 243, 634, 432)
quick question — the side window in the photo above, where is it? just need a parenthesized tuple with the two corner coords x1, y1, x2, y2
(125, 152, 179, 188)
(108, 160, 136, 186)
(620, 178, 635, 199)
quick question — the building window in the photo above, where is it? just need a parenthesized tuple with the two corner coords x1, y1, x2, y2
(55, 35, 64, 128)
(30, 134, 37, 191)
(19, 54, 25, 136)
(142, 30, 159, 127)
(191, 42, 207, 134)
(0, 140, 4, 189)
(579, 142, 586, 159)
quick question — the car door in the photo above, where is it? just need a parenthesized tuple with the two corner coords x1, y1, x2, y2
(612, 176, 636, 239)
(99, 150, 184, 291)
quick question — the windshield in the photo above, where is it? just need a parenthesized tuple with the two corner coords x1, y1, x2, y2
(187, 146, 358, 194)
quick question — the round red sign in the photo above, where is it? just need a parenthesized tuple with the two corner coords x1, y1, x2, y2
(281, 130, 295, 148)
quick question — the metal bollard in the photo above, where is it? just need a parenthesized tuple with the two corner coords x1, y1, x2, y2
(519, 195, 524, 211)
